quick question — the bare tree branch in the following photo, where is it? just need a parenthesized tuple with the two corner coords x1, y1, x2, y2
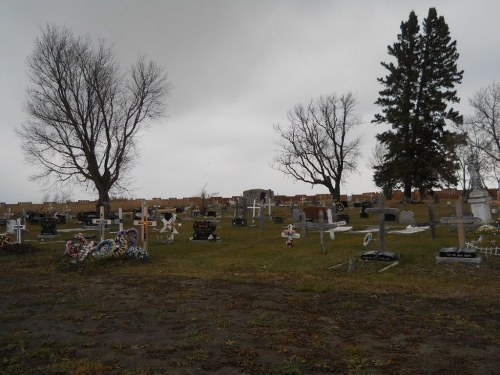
(273, 93, 362, 199)
(17, 25, 170, 213)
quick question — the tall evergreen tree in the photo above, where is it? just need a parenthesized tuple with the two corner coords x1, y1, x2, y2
(373, 8, 464, 200)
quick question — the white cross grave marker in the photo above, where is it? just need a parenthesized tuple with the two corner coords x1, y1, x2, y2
(118, 208, 123, 232)
(92, 206, 112, 242)
(13, 218, 26, 244)
(160, 213, 179, 243)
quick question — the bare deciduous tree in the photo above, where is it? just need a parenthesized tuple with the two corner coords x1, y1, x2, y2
(17, 25, 170, 215)
(273, 93, 361, 200)
(465, 82, 500, 164)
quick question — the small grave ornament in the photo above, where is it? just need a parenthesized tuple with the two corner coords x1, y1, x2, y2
(281, 224, 300, 247)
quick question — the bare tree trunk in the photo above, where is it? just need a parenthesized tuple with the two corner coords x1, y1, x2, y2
(404, 183, 412, 202)
(96, 190, 111, 217)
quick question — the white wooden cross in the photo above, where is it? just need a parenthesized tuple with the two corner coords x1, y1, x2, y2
(13, 218, 26, 244)
(247, 199, 261, 224)
(134, 205, 157, 251)
(118, 208, 123, 232)
(92, 206, 112, 242)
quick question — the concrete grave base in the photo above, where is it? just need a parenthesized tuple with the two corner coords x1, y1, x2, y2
(436, 255, 482, 265)
(436, 247, 482, 265)
(37, 234, 61, 240)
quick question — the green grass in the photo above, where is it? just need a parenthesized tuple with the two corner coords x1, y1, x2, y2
(2, 199, 499, 299)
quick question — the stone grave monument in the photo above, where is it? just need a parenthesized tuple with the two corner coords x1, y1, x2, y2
(39, 216, 59, 238)
(467, 159, 493, 223)
(398, 211, 415, 225)
(190, 221, 221, 241)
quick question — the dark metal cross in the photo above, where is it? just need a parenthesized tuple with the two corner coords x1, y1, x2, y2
(366, 193, 399, 252)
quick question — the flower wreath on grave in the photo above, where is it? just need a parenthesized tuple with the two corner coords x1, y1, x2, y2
(65, 228, 149, 262)
(65, 233, 95, 262)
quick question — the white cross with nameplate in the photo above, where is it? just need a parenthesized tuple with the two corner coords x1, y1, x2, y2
(92, 206, 112, 242)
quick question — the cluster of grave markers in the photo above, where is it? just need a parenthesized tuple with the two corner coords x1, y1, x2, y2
(1, 193, 496, 269)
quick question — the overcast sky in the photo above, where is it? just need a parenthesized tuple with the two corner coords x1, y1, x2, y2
(1, 0, 498, 203)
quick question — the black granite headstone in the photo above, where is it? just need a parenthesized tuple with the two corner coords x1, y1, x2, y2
(192, 221, 218, 240)
(40, 217, 57, 235)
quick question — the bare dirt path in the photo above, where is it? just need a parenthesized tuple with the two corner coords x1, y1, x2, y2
(1, 268, 499, 374)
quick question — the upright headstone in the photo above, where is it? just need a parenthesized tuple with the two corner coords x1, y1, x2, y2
(40, 217, 58, 236)
(468, 160, 493, 223)
(399, 211, 416, 225)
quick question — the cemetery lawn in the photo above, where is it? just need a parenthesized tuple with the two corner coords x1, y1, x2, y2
(1, 201, 499, 374)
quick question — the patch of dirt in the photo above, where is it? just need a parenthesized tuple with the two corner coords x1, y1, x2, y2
(1, 270, 499, 374)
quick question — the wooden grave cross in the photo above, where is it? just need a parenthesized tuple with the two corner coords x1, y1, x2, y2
(365, 193, 399, 253)
(134, 205, 157, 251)
(440, 199, 479, 250)
(13, 218, 26, 244)
(92, 206, 112, 242)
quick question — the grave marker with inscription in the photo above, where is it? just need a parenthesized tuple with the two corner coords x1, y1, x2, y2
(437, 199, 482, 264)
(362, 194, 399, 261)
